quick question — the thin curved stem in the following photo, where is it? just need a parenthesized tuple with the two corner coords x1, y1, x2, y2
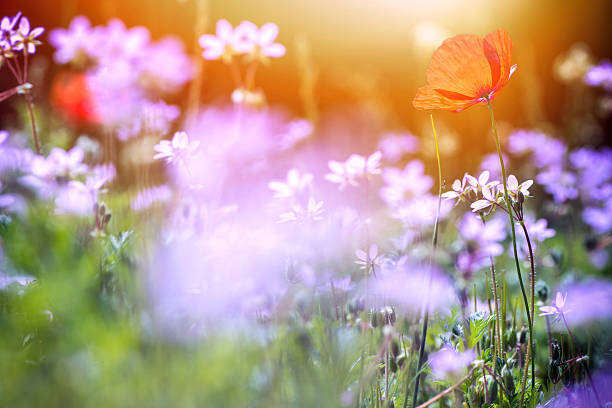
(487, 100, 533, 408)
(519, 221, 537, 395)
(409, 115, 443, 408)
(415, 366, 477, 408)
(480, 214, 502, 361)
(25, 95, 40, 155)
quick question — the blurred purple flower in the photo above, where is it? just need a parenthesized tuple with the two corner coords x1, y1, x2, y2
(325, 151, 382, 189)
(582, 199, 612, 234)
(377, 132, 419, 162)
(584, 60, 612, 92)
(373, 262, 457, 312)
(543, 280, 612, 327)
(479, 152, 508, 180)
(54, 180, 94, 215)
(539, 291, 570, 322)
(429, 347, 475, 379)
(392, 195, 452, 229)
(131, 185, 172, 211)
(355, 244, 381, 274)
(538, 365, 612, 407)
(277, 197, 324, 224)
(508, 130, 566, 169)
(48, 15, 97, 64)
(380, 160, 433, 207)
(237, 21, 286, 60)
(268, 168, 313, 199)
(153, 131, 200, 164)
(140, 37, 194, 93)
(536, 165, 578, 203)
(199, 19, 246, 61)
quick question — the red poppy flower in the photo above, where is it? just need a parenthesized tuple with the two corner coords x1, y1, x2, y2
(413, 29, 517, 112)
(51, 71, 100, 125)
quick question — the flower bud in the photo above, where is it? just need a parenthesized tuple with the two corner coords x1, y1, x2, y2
(391, 339, 400, 358)
(518, 326, 527, 345)
(535, 280, 549, 302)
(486, 376, 498, 403)
(502, 365, 515, 394)
(505, 328, 517, 348)
(551, 339, 561, 362)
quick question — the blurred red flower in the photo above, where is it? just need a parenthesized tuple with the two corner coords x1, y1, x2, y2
(51, 71, 99, 125)
(413, 29, 517, 112)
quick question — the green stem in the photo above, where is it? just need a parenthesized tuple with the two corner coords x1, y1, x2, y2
(409, 115, 443, 408)
(486, 100, 533, 408)
(518, 220, 537, 396)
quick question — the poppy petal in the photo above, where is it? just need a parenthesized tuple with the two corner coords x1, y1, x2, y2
(484, 29, 514, 93)
(426, 34, 493, 99)
(413, 85, 477, 111)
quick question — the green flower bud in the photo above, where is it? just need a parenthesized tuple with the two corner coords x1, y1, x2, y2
(502, 365, 515, 394)
(535, 280, 549, 303)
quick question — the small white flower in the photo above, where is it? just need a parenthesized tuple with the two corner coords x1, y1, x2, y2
(153, 131, 200, 164)
(268, 169, 313, 199)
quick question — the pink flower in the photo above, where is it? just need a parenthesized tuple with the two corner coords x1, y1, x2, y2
(470, 183, 498, 212)
(429, 347, 475, 379)
(539, 291, 570, 321)
(268, 168, 313, 199)
(199, 19, 246, 61)
(153, 131, 200, 164)
(236, 21, 286, 60)
(11, 16, 44, 54)
(505, 174, 533, 199)
(325, 151, 381, 189)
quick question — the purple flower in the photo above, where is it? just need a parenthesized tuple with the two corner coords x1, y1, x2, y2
(536, 165, 578, 203)
(11, 16, 44, 54)
(380, 160, 433, 207)
(441, 174, 470, 202)
(522, 216, 555, 242)
(470, 183, 499, 212)
(373, 262, 457, 312)
(508, 130, 566, 169)
(506, 174, 533, 199)
(584, 60, 612, 92)
(54, 180, 94, 215)
(583, 199, 612, 234)
(541, 280, 612, 327)
(277, 197, 324, 224)
(153, 131, 200, 164)
(392, 195, 452, 229)
(199, 19, 251, 61)
(377, 132, 419, 162)
(479, 152, 508, 180)
(268, 169, 313, 199)
(325, 151, 382, 189)
(538, 365, 612, 407)
(131, 185, 173, 211)
(539, 291, 570, 322)
(236, 21, 286, 60)
(0, 12, 21, 46)
(140, 37, 194, 93)
(355, 244, 381, 274)
(429, 347, 475, 379)
(277, 119, 313, 150)
(48, 15, 96, 64)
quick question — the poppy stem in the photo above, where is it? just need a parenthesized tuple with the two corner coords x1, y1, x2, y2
(486, 100, 533, 408)
(409, 115, 443, 408)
